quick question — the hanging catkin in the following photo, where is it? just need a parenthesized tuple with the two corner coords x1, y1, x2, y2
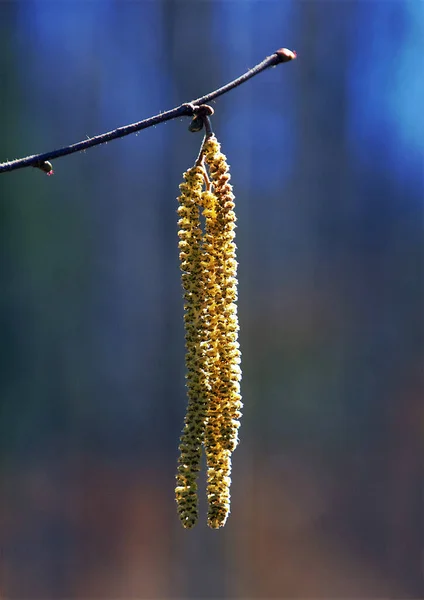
(175, 134, 242, 529)
(175, 165, 209, 529)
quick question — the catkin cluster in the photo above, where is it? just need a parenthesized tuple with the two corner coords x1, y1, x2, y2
(175, 135, 242, 529)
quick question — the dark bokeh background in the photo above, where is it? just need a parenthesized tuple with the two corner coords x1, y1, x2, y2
(1, 1, 423, 598)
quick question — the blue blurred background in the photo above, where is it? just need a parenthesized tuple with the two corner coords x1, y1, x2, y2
(0, 1, 423, 597)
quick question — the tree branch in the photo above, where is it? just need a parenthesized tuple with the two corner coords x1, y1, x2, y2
(0, 48, 296, 175)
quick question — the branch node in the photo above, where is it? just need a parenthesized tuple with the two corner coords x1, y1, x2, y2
(33, 160, 54, 176)
(181, 103, 196, 116)
(188, 104, 215, 134)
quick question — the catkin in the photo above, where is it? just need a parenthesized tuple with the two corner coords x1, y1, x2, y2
(175, 135, 242, 529)
(202, 136, 242, 528)
(175, 165, 208, 529)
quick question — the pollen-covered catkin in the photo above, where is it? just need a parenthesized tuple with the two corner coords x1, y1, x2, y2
(175, 165, 209, 529)
(202, 136, 243, 529)
(175, 134, 242, 530)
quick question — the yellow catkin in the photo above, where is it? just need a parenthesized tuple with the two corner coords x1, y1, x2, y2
(202, 135, 243, 529)
(175, 165, 209, 529)
(175, 135, 242, 529)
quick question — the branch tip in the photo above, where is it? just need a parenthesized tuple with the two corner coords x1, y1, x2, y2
(275, 48, 297, 63)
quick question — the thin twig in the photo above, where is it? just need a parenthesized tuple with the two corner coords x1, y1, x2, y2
(0, 48, 296, 175)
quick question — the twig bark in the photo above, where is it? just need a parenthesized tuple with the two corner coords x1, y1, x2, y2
(0, 48, 296, 175)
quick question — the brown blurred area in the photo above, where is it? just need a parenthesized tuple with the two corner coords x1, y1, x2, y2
(1, 413, 422, 598)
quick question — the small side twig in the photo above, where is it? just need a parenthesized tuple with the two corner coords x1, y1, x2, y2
(0, 48, 296, 175)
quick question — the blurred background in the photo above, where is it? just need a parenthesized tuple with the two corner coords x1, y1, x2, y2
(0, 1, 423, 598)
